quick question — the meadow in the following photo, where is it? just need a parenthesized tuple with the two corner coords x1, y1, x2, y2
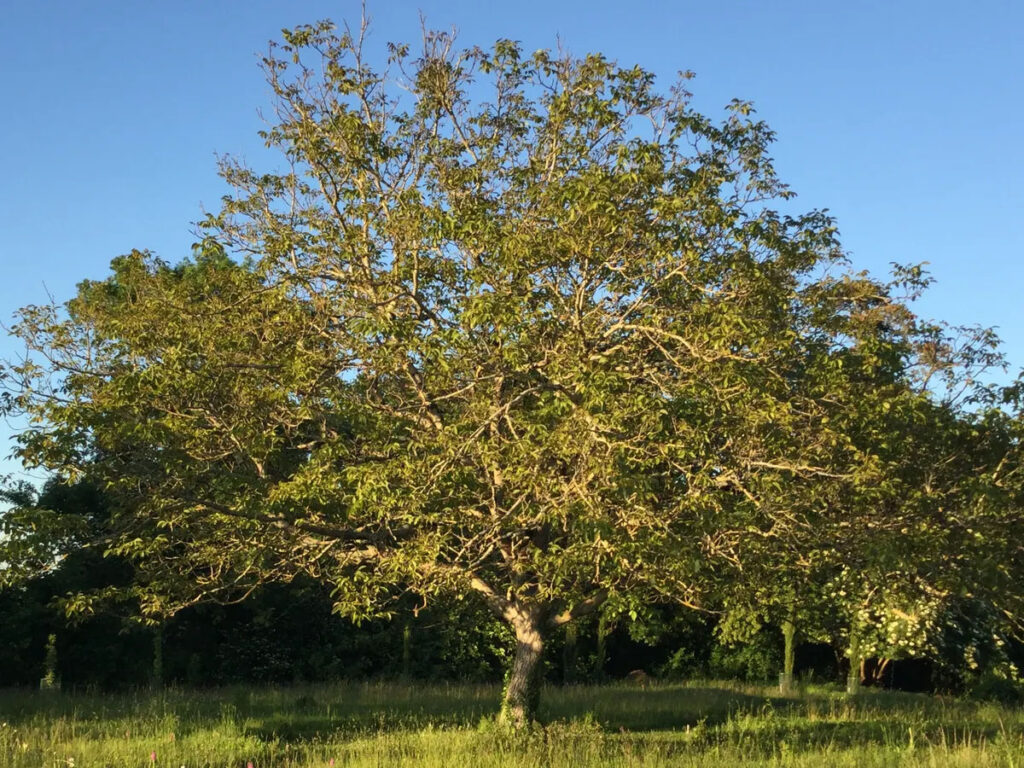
(2, 681, 1023, 767)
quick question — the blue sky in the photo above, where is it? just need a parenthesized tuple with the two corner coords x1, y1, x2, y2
(1, 0, 1022, 480)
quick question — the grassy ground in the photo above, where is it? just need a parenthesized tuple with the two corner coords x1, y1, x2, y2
(1, 680, 1022, 767)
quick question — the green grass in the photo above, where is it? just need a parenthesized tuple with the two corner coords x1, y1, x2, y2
(1, 680, 1023, 767)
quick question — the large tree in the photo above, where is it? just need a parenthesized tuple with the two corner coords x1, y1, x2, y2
(4, 21, 916, 723)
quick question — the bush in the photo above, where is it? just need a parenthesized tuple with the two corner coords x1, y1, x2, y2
(658, 646, 705, 679)
(709, 630, 782, 682)
(968, 673, 1024, 704)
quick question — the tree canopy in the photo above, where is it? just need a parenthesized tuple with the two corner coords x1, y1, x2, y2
(4, 19, 1023, 723)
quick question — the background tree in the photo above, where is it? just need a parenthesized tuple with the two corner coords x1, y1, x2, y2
(0, 478, 159, 688)
(712, 263, 1020, 693)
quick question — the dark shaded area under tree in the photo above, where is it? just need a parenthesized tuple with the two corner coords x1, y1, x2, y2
(1, 549, 1002, 694)
(3, 478, 1021, 697)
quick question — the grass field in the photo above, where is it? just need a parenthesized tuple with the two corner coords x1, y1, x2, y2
(1, 680, 1023, 767)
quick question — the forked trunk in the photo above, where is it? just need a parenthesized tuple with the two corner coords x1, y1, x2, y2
(871, 657, 892, 686)
(501, 615, 544, 728)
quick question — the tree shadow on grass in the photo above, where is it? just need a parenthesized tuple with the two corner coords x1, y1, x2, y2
(744, 717, 1003, 752)
(241, 686, 501, 742)
(1, 681, 1008, 751)
(542, 683, 795, 732)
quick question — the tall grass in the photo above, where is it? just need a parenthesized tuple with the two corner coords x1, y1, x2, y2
(1, 680, 1022, 766)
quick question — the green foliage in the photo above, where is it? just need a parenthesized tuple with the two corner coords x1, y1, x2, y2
(3, 14, 1024, 719)
(709, 630, 782, 683)
(40, 633, 58, 690)
(660, 646, 705, 680)
(1, 19, 887, 717)
(968, 673, 1024, 705)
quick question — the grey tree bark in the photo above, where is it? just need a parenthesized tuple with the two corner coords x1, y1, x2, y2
(501, 614, 545, 728)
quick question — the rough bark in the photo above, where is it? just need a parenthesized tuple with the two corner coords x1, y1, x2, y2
(469, 579, 607, 726)
(501, 615, 545, 728)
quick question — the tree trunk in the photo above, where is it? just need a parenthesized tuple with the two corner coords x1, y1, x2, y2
(501, 614, 545, 728)
(402, 620, 413, 679)
(780, 613, 797, 693)
(595, 613, 610, 682)
(151, 626, 164, 689)
(563, 622, 578, 684)
(846, 633, 862, 695)
(872, 657, 891, 687)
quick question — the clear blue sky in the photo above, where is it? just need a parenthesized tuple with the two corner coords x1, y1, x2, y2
(2, 0, 1022, 480)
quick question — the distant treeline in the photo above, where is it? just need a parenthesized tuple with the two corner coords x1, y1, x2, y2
(4, 480, 1017, 694)
(4, 571, 1003, 693)
(0, 571, 855, 690)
